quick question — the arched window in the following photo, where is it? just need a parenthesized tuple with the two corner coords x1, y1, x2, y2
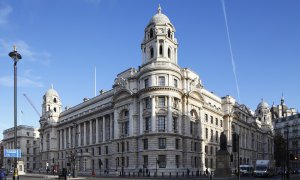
(168, 48, 171, 58)
(159, 45, 163, 56)
(150, 29, 154, 38)
(150, 47, 154, 58)
(168, 29, 171, 38)
(53, 98, 57, 103)
(54, 107, 57, 112)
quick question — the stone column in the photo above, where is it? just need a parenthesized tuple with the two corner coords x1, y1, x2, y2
(139, 101, 143, 135)
(58, 130, 61, 150)
(168, 95, 172, 132)
(64, 128, 67, 149)
(114, 110, 119, 138)
(69, 127, 71, 148)
(90, 120, 92, 145)
(78, 124, 81, 147)
(103, 116, 106, 142)
(96, 118, 99, 143)
(151, 96, 156, 132)
(110, 114, 114, 139)
(83, 122, 86, 146)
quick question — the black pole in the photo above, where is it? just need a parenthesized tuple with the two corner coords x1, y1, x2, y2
(286, 124, 289, 180)
(9, 46, 21, 180)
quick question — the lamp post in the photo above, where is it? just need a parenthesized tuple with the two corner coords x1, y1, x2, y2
(72, 123, 78, 178)
(9, 45, 22, 180)
(120, 134, 124, 176)
(286, 123, 290, 180)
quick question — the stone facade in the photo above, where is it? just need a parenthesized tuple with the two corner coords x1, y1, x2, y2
(2, 125, 40, 172)
(273, 97, 300, 170)
(38, 6, 275, 175)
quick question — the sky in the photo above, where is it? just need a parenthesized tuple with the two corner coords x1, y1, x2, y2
(1, 0, 300, 140)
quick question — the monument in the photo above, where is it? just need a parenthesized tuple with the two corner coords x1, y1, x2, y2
(214, 132, 232, 177)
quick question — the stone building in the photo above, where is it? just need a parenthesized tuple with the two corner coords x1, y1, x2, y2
(2, 125, 40, 173)
(0, 141, 3, 168)
(38, 6, 274, 175)
(272, 97, 300, 170)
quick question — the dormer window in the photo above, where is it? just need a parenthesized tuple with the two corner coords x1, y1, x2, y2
(150, 28, 154, 38)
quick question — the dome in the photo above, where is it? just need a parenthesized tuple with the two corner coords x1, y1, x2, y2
(257, 99, 269, 109)
(149, 5, 171, 25)
(45, 86, 59, 97)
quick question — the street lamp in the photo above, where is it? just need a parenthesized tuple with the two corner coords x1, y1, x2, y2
(72, 123, 79, 178)
(9, 45, 22, 180)
(120, 134, 124, 177)
(286, 123, 290, 180)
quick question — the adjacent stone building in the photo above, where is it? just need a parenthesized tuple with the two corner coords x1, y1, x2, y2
(38, 6, 274, 175)
(272, 97, 300, 170)
(2, 125, 40, 173)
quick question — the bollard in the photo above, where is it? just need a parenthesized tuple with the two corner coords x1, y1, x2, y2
(169, 172, 171, 177)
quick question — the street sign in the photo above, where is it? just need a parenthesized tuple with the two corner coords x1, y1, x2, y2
(4, 149, 22, 158)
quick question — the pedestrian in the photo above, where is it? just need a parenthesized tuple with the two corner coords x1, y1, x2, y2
(206, 168, 209, 176)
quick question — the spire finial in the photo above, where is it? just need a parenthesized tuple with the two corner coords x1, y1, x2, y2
(261, 98, 264, 102)
(51, 84, 54, 89)
(13, 45, 17, 52)
(158, 4, 161, 14)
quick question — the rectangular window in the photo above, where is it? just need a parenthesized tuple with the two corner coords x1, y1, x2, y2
(158, 155, 166, 168)
(157, 116, 166, 131)
(143, 139, 148, 150)
(190, 121, 194, 135)
(143, 155, 148, 167)
(194, 142, 197, 152)
(145, 98, 151, 109)
(174, 79, 178, 88)
(145, 117, 150, 131)
(176, 139, 180, 149)
(210, 116, 213, 124)
(205, 114, 208, 122)
(158, 76, 165, 86)
(144, 78, 149, 88)
(27, 148, 30, 154)
(123, 121, 129, 135)
(205, 158, 208, 167)
(176, 155, 180, 168)
(173, 117, 178, 131)
(211, 130, 213, 142)
(211, 158, 213, 168)
(158, 97, 165, 107)
(220, 120, 223, 127)
(216, 131, 219, 143)
(210, 146, 213, 155)
(105, 146, 108, 154)
(205, 128, 208, 139)
(158, 138, 166, 149)
(126, 157, 129, 167)
(216, 118, 218, 126)
(205, 146, 208, 154)
(27, 140, 30, 144)
(191, 141, 193, 151)
(98, 147, 101, 155)
(121, 142, 125, 152)
(126, 141, 129, 152)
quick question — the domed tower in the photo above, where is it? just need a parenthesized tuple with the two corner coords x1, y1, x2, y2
(255, 99, 272, 129)
(42, 85, 62, 122)
(141, 5, 178, 66)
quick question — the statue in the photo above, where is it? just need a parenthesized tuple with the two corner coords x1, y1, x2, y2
(220, 132, 227, 151)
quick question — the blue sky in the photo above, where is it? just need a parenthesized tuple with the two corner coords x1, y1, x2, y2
(1, 0, 300, 140)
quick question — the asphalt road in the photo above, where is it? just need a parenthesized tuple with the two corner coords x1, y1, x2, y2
(4, 174, 300, 180)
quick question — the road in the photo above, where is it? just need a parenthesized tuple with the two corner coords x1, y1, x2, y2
(4, 174, 300, 180)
